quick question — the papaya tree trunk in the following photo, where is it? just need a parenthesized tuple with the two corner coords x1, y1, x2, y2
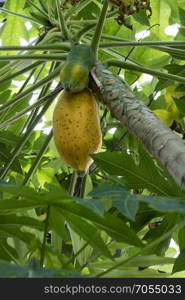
(91, 61, 185, 190)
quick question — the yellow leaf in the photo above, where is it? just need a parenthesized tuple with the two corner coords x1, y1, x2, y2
(165, 85, 185, 104)
(153, 109, 174, 127)
(168, 103, 180, 120)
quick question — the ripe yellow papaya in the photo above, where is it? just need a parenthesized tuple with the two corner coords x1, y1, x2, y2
(60, 44, 95, 93)
(53, 88, 102, 172)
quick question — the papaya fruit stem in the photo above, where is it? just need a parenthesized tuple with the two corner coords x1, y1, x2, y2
(74, 172, 87, 198)
(68, 171, 87, 198)
(68, 171, 78, 196)
(79, 174, 88, 198)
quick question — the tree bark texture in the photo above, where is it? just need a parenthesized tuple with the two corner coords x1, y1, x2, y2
(91, 61, 185, 190)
